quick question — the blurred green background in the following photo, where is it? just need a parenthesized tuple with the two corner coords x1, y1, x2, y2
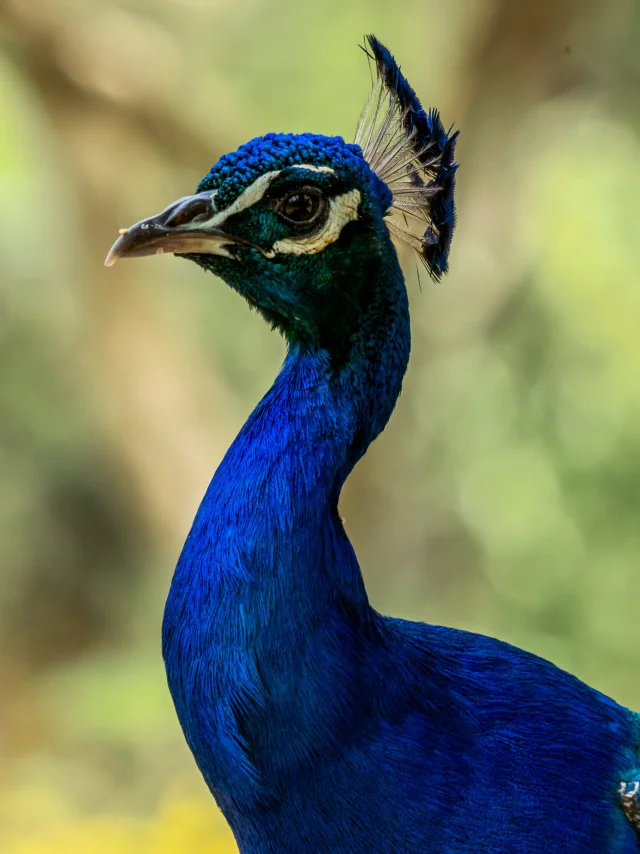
(1, 0, 639, 850)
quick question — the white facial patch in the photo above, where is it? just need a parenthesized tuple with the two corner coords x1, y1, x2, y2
(195, 170, 282, 230)
(265, 189, 361, 258)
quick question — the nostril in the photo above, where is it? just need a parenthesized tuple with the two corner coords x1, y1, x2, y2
(164, 194, 213, 228)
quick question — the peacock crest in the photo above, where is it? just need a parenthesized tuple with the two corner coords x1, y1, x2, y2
(355, 35, 458, 281)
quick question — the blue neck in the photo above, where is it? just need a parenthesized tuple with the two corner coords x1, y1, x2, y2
(162, 254, 410, 813)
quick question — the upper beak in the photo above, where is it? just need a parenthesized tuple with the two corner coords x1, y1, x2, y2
(104, 191, 251, 267)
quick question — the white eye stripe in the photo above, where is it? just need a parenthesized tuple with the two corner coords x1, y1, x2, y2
(198, 170, 282, 229)
(265, 189, 361, 257)
(290, 164, 336, 174)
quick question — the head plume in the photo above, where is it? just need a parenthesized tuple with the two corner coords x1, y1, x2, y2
(355, 35, 458, 281)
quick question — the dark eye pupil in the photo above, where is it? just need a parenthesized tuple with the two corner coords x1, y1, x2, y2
(282, 192, 319, 222)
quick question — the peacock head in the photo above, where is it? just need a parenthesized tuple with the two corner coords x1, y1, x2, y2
(106, 36, 458, 355)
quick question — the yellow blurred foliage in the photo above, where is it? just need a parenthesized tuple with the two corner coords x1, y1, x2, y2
(1, 788, 237, 854)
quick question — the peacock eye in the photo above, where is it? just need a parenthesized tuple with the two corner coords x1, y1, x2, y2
(276, 189, 326, 227)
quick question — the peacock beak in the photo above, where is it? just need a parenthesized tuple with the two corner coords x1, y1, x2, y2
(104, 191, 247, 267)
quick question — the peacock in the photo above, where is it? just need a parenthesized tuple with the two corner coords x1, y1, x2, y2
(106, 35, 640, 854)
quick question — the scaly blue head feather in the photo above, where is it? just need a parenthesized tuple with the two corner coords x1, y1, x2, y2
(196, 132, 389, 208)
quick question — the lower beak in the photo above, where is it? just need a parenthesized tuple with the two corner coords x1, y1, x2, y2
(104, 191, 247, 267)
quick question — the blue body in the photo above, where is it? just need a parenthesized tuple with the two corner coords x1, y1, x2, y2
(162, 228, 639, 851)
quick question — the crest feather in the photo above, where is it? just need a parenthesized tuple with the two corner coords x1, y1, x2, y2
(355, 35, 458, 281)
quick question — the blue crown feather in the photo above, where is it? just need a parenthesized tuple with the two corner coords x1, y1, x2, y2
(355, 35, 458, 280)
